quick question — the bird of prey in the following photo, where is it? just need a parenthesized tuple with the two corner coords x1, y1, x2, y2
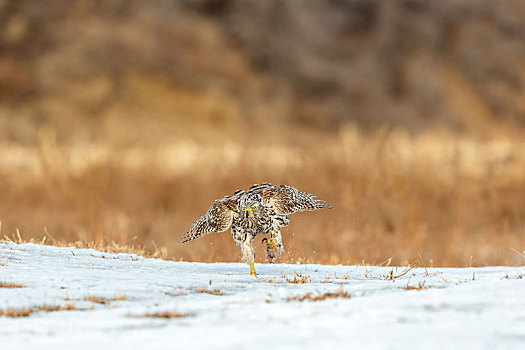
(181, 183, 333, 275)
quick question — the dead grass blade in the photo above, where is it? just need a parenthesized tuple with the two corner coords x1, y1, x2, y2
(384, 263, 417, 280)
(402, 280, 429, 291)
(85, 294, 127, 304)
(286, 272, 311, 284)
(324, 272, 351, 281)
(0, 281, 24, 288)
(511, 248, 525, 260)
(287, 288, 351, 302)
(140, 310, 195, 319)
(0, 304, 79, 318)
(196, 288, 222, 295)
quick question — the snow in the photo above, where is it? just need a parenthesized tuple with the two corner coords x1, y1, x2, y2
(1, 242, 524, 349)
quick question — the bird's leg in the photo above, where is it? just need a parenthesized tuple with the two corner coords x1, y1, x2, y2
(269, 229, 285, 254)
(241, 239, 257, 276)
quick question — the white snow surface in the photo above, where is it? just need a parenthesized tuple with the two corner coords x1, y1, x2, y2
(1, 242, 524, 349)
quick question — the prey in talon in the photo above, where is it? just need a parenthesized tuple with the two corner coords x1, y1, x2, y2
(262, 237, 277, 263)
(181, 183, 333, 275)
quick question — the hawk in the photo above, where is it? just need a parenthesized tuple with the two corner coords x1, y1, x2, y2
(181, 183, 333, 275)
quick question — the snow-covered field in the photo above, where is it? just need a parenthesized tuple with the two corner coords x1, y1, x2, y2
(1, 242, 524, 349)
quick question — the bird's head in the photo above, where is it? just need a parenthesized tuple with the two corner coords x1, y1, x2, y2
(241, 201, 261, 218)
(239, 193, 262, 218)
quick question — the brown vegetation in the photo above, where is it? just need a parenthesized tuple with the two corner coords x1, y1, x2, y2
(85, 295, 127, 305)
(0, 1, 524, 267)
(196, 288, 222, 296)
(322, 273, 351, 283)
(0, 281, 24, 288)
(0, 304, 78, 318)
(402, 281, 429, 291)
(1, 127, 523, 267)
(139, 310, 195, 319)
(287, 289, 352, 302)
(384, 265, 417, 280)
(286, 272, 312, 284)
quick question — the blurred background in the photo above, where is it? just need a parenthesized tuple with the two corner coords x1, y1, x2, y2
(1, 0, 524, 266)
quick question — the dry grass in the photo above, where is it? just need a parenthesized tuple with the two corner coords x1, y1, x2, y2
(0, 281, 24, 288)
(502, 272, 524, 280)
(140, 310, 194, 319)
(324, 273, 351, 281)
(0, 304, 78, 318)
(402, 281, 429, 291)
(285, 272, 311, 284)
(2, 233, 167, 260)
(384, 265, 417, 280)
(85, 295, 127, 305)
(287, 289, 352, 302)
(196, 288, 222, 296)
(0, 124, 524, 267)
(2, 0, 525, 269)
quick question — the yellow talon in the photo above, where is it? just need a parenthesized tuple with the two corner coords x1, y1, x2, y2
(267, 239, 279, 248)
(250, 263, 257, 276)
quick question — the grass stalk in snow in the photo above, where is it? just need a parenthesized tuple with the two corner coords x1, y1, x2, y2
(139, 310, 195, 319)
(85, 295, 128, 304)
(0, 281, 24, 288)
(0, 304, 79, 318)
(196, 288, 222, 295)
(286, 289, 351, 302)
(285, 272, 311, 284)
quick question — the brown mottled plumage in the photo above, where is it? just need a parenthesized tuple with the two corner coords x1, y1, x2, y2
(181, 183, 333, 275)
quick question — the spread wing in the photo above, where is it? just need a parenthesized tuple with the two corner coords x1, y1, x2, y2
(247, 182, 273, 194)
(261, 184, 333, 215)
(181, 196, 239, 243)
